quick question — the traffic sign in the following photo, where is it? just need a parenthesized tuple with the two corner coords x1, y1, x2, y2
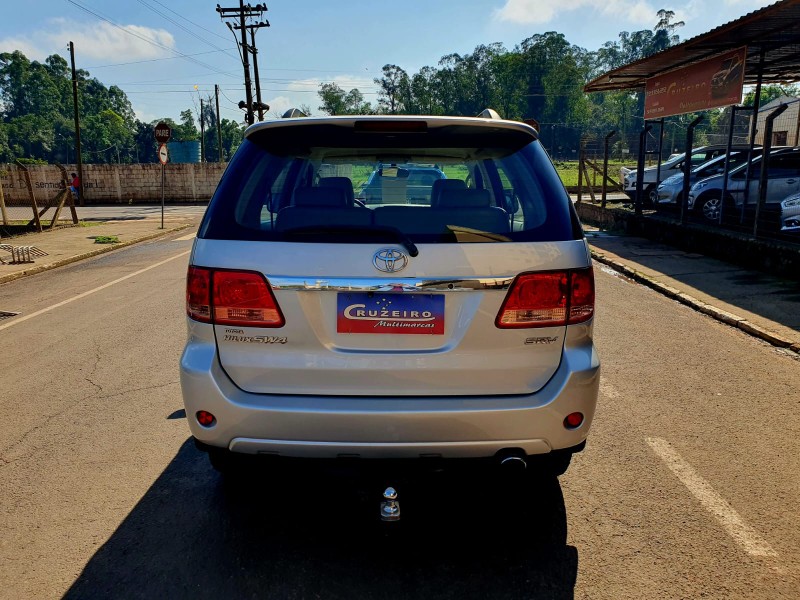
(158, 144, 168, 165)
(154, 121, 172, 144)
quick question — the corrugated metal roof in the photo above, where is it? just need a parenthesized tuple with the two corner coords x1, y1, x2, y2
(584, 0, 800, 93)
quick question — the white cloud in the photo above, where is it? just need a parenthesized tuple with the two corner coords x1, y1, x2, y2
(0, 18, 175, 62)
(493, 0, 656, 26)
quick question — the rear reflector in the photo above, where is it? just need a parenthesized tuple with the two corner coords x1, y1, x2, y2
(496, 267, 594, 329)
(564, 412, 584, 429)
(196, 410, 216, 427)
(186, 267, 285, 328)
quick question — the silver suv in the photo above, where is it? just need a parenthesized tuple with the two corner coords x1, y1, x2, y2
(180, 114, 599, 479)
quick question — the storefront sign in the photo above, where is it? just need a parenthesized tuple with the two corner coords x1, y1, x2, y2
(645, 47, 747, 118)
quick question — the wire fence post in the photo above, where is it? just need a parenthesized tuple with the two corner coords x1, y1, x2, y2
(602, 130, 616, 209)
(681, 115, 704, 225)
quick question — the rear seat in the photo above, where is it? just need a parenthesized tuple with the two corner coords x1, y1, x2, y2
(433, 189, 510, 234)
(275, 187, 372, 231)
(277, 186, 510, 236)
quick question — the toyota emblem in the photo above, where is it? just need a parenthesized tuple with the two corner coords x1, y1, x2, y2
(373, 248, 408, 273)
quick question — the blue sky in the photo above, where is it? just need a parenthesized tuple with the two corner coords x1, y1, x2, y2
(0, 0, 776, 123)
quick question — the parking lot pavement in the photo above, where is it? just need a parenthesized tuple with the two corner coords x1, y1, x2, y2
(586, 228, 800, 353)
(0, 205, 200, 284)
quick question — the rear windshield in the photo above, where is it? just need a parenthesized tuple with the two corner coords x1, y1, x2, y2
(199, 126, 579, 244)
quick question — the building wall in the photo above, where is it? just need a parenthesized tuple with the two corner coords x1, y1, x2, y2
(0, 163, 227, 206)
(753, 100, 800, 146)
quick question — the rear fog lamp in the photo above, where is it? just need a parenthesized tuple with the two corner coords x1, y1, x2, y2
(196, 411, 216, 427)
(564, 412, 584, 429)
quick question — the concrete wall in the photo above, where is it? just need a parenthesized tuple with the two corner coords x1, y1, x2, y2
(0, 163, 227, 205)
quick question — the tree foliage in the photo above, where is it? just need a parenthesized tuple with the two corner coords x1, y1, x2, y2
(0, 50, 243, 164)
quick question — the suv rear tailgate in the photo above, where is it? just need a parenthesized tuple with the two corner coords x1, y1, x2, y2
(194, 239, 590, 396)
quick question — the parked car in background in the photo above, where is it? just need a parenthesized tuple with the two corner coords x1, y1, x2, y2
(655, 149, 765, 207)
(620, 145, 756, 204)
(780, 192, 800, 232)
(359, 164, 446, 205)
(181, 112, 599, 483)
(688, 147, 800, 222)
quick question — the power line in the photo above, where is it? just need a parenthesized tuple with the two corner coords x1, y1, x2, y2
(62, 0, 234, 78)
(87, 49, 233, 69)
(142, 0, 234, 44)
(134, 0, 235, 55)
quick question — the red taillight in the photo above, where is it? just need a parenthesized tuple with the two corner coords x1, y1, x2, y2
(568, 268, 595, 325)
(212, 270, 285, 327)
(187, 266, 212, 323)
(496, 267, 594, 329)
(186, 267, 285, 328)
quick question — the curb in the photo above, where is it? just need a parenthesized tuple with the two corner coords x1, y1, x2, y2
(0, 224, 191, 285)
(590, 249, 800, 356)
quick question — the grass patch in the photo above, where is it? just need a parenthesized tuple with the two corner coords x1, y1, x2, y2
(93, 235, 120, 244)
(79, 221, 103, 227)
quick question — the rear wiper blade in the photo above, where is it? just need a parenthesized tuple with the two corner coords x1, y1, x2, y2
(280, 225, 419, 257)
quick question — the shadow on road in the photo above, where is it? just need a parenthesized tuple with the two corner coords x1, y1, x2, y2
(63, 440, 578, 600)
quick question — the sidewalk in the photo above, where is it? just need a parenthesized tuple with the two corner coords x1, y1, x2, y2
(0, 212, 196, 284)
(586, 228, 800, 354)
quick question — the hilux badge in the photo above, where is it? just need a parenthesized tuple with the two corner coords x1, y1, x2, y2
(373, 248, 408, 273)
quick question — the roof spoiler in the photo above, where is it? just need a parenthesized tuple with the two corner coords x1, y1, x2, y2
(282, 108, 308, 118)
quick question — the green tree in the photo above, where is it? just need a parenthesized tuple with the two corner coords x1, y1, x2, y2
(317, 82, 372, 115)
(743, 84, 800, 107)
(374, 64, 408, 114)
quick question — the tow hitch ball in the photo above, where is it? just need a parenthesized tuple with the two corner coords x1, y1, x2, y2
(380, 487, 400, 522)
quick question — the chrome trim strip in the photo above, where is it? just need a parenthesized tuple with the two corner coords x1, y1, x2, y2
(268, 276, 515, 292)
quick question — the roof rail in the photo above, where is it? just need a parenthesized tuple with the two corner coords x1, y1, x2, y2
(282, 108, 308, 118)
(477, 108, 502, 119)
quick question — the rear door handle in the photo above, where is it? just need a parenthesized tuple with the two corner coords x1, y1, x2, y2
(787, 179, 797, 184)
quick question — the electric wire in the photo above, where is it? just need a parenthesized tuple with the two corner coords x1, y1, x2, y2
(62, 0, 235, 78)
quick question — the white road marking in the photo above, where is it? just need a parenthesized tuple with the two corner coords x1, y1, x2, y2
(174, 233, 196, 241)
(0, 251, 191, 332)
(599, 379, 620, 399)
(645, 437, 778, 558)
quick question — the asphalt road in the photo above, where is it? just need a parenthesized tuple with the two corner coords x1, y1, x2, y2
(0, 232, 798, 599)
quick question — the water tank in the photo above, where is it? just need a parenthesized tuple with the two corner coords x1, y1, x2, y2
(166, 140, 201, 163)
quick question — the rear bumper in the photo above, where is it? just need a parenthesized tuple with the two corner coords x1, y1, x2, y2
(180, 330, 599, 459)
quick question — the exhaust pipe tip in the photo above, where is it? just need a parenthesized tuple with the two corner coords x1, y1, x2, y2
(499, 455, 527, 471)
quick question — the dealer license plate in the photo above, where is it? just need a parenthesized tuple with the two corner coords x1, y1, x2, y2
(336, 293, 445, 335)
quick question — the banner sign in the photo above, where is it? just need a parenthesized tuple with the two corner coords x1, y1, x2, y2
(644, 47, 747, 119)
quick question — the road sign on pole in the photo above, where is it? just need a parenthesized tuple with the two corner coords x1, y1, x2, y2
(154, 122, 172, 144)
(157, 143, 168, 229)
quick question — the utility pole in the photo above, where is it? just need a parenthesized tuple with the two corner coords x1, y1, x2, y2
(216, 3, 269, 125)
(68, 41, 84, 206)
(200, 98, 205, 162)
(215, 84, 223, 162)
(249, 27, 264, 121)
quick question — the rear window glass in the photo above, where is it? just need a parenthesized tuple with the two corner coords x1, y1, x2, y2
(199, 126, 578, 244)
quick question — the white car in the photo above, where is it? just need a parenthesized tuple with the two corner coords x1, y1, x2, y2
(780, 192, 800, 231)
(621, 145, 755, 203)
(180, 112, 599, 482)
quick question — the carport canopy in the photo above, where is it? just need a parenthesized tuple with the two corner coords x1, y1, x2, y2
(584, 0, 800, 93)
